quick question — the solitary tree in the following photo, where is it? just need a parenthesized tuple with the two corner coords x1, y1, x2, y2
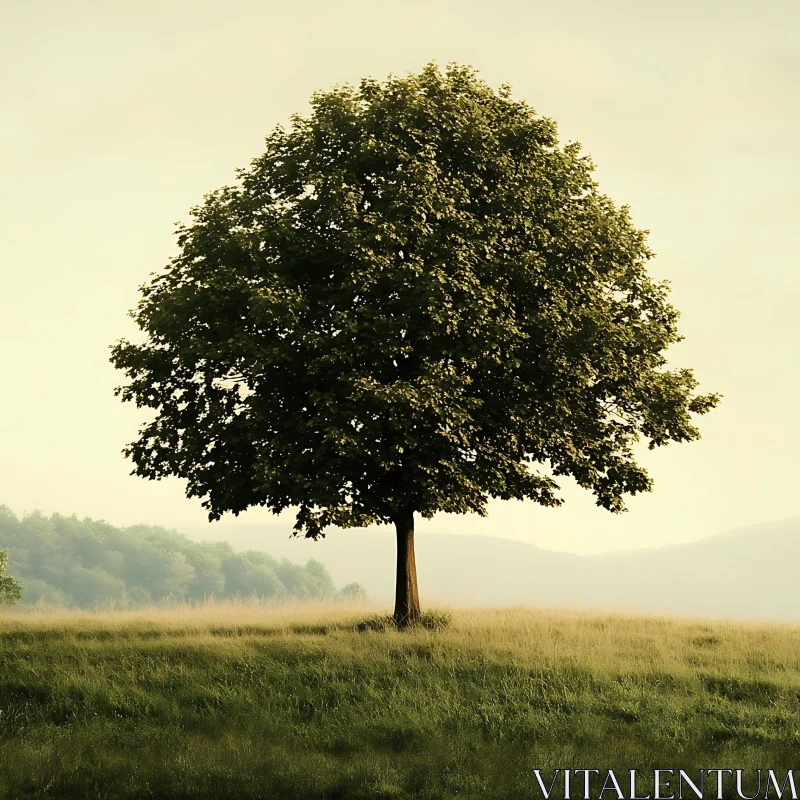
(0, 549, 24, 605)
(111, 62, 719, 626)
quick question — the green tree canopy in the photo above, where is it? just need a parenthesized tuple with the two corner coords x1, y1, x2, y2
(111, 62, 719, 624)
(0, 548, 24, 605)
(0, 506, 339, 608)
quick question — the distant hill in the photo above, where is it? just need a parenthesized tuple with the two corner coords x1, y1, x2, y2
(187, 515, 800, 621)
(5, 501, 797, 619)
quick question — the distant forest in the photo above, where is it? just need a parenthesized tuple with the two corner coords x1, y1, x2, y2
(0, 506, 360, 608)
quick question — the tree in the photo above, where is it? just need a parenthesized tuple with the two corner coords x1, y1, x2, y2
(0, 549, 24, 605)
(340, 583, 368, 601)
(110, 62, 719, 627)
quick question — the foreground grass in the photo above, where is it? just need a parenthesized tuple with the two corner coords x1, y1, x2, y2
(1, 601, 800, 799)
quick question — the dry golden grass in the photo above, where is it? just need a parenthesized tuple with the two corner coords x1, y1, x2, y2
(0, 595, 381, 632)
(4, 599, 799, 669)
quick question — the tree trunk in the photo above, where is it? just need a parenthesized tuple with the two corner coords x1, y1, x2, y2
(393, 509, 421, 627)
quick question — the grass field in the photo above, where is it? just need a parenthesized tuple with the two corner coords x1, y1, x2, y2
(1, 600, 799, 799)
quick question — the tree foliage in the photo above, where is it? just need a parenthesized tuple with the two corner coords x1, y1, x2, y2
(0, 547, 24, 605)
(0, 505, 339, 608)
(340, 582, 368, 601)
(111, 61, 719, 543)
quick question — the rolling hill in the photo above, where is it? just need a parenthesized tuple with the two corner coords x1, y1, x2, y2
(187, 515, 800, 621)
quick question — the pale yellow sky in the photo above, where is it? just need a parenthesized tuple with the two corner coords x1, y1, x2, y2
(1, 0, 798, 554)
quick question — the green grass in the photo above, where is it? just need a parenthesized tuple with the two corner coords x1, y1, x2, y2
(1, 601, 800, 799)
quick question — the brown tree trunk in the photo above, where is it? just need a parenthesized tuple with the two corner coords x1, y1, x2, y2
(393, 508, 421, 627)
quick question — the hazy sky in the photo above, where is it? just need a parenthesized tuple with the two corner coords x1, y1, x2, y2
(1, 0, 798, 554)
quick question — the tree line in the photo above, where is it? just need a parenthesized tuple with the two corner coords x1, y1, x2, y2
(0, 505, 362, 608)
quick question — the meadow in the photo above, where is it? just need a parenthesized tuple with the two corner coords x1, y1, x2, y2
(1, 600, 799, 799)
